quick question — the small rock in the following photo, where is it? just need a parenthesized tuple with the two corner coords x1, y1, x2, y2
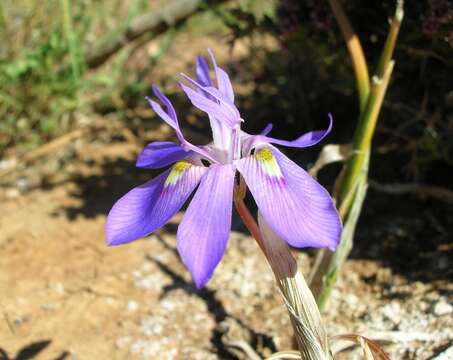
(141, 262, 152, 272)
(381, 302, 402, 326)
(115, 336, 131, 349)
(14, 314, 31, 326)
(16, 177, 29, 191)
(105, 297, 116, 305)
(41, 303, 59, 311)
(5, 188, 20, 199)
(48, 282, 65, 295)
(344, 293, 359, 307)
(127, 300, 139, 312)
(0, 158, 16, 170)
(433, 300, 453, 316)
(141, 316, 164, 336)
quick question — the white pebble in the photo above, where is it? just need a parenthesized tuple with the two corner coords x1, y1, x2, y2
(433, 300, 453, 316)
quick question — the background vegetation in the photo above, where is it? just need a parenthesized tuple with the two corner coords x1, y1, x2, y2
(1, 0, 452, 186)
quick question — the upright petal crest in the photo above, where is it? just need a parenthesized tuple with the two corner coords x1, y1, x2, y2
(207, 48, 235, 103)
(180, 74, 241, 127)
(146, 85, 179, 131)
(147, 85, 218, 163)
(196, 55, 213, 87)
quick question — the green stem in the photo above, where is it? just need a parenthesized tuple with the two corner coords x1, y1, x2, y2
(329, 0, 370, 112)
(316, 167, 368, 310)
(310, 1, 403, 310)
(376, 0, 404, 78)
(315, 62, 396, 312)
(337, 61, 395, 208)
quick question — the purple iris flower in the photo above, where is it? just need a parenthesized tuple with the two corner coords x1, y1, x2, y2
(106, 50, 342, 288)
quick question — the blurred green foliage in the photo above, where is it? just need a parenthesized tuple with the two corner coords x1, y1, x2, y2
(0, 29, 77, 147)
(0, 0, 149, 154)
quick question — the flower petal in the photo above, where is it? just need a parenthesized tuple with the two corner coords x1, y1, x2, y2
(207, 48, 234, 103)
(250, 114, 333, 150)
(147, 85, 218, 163)
(178, 81, 237, 128)
(180, 74, 241, 127)
(136, 141, 189, 169)
(177, 164, 235, 288)
(237, 146, 341, 250)
(196, 55, 212, 87)
(106, 162, 207, 246)
(192, 56, 233, 153)
(146, 97, 178, 131)
(152, 85, 178, 122)
(260, 123, 273, 135)
(146, 84, 179, 129)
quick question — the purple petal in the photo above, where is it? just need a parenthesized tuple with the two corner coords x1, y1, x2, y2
(147, 85, 218, 164)
(207, 48, 235, 103)
(146, 97, 178, 130)
(237, 146, 341, 250)
(181, 73, 235, 106)
(180, 73, 241, 126)
(215, 68, 235, 103)
(195, 55, 217, 102)
(106, 163, 207, 246)
(136, 141, 189, 169)
(146, 86, 182, 142)
(196, 55, 212, 87)
(178, 81, 224, 116)
(254, 114, 333, 149)
(152, 84, 178, 123)
(260, 123, 273, 135)
(178, 81, 238, 128)
(177, 164, 235, 288)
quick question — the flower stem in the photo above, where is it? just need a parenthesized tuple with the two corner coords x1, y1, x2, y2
(233, 196, 266, 254)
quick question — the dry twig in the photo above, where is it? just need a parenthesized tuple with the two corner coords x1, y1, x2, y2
(370, 180, 453, 205)
(85, 0, 229, 68)
(0, 128, 87, 180)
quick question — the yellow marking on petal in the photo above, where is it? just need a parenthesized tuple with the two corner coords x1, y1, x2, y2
(256, 148, 283, 178)
(173, 161, 191, 172)
(164, 161, 191, 187)
(256, 148, 273, 162)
